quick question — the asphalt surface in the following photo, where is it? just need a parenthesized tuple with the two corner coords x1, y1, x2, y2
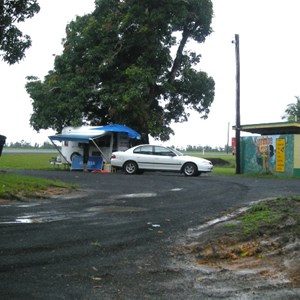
(1, 170, 300, 299)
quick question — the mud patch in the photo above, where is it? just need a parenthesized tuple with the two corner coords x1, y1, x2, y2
(0, 187, 73, 203)
(34, 187, 71, 197)
(173, 197, 300, 298)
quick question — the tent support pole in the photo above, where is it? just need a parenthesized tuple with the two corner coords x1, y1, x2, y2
(49, 138, 70, 165)
(90, 139, 109, 163)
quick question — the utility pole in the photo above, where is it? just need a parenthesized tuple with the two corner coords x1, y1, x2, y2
(234, 34, 241, 174)
(226, 122, 230, 154)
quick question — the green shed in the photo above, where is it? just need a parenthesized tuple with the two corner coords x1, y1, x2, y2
(238, 122, 300, 176)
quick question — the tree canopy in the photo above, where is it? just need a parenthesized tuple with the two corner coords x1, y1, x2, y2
(26, 0, 215, 142)
(0, 0, 40, 64)
(282, 96, 300, 123)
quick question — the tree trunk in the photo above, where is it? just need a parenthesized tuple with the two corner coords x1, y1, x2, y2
(168, 27, 189, 83)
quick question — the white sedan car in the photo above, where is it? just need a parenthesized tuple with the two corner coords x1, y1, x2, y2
(111, 145, 213, 176)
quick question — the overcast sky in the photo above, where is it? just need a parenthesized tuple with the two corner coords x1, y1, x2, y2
(1, 0, 300, 148)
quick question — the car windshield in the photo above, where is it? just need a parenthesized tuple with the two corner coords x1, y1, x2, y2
(168, 147, 183, 156)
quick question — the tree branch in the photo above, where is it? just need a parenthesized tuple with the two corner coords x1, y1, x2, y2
(168, 26, 189, 83)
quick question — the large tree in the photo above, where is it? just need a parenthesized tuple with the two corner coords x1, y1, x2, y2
(282, 96, 300, 123)
(0, 0, 40, 64)
(26, 0, 215, 142)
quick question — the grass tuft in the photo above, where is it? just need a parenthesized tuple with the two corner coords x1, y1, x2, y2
(0, 173, 73, 200)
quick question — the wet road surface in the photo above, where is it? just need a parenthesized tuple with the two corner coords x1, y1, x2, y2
(1, 170, 300, 299)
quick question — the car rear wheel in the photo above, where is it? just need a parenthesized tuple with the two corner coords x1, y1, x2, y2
(124, 161, 138, 175)
(183, 162, 198, 176)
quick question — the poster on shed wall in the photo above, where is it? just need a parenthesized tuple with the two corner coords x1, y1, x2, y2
(275, 138, 286, 172)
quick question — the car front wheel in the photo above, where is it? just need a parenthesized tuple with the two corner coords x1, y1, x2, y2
(183, 162, 198, 176)
(124, 161, 138, 175)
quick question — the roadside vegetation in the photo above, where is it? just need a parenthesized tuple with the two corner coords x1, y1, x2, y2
(236, 196, 300, 236)
(0, 153, 75, 200)
(179, 196, 300, 288)
(213, 196, 300, 260)
(190, 196, 300, 254)
(0, 173, 73, 201)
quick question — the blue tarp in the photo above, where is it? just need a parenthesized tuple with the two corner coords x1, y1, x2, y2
(90, 124, 141, 139)
(71, 156, 103, 170)
(49, 124, 141, 143)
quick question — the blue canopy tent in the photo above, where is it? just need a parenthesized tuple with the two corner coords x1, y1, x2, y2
(49, 124, 141, 143)
(48, 124, 141, 166)
(49, 133, 103, 143)
(90, 124, 141, 140)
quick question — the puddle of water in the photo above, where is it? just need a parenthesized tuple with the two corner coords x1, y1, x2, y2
(187, 207, 248, 237)
(112, 193, 157, 199)
(0, 203, 41, 208)
(17, 203, 41, 208)
(0, 213, 69, 224)
(87, 206, 146, 213)
(111, 189, 182, 200)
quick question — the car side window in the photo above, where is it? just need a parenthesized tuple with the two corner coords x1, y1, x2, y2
(133, 146, 153, 155)
(153, 146, 175, 156)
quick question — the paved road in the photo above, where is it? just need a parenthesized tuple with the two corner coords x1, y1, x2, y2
(1, 170, 300, 299)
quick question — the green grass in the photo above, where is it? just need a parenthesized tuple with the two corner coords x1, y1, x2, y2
(236, 197, 300, 236)
(213, 167, 235, 175)
(0, 153, 55, 170)
(291, 195, 300, 202)
(221, 197, 300, 238)
(0, 153, 73, 200)
(184, 152, 236, 175)
(241, 203, 281, 234)
(0, 173, 73, 200)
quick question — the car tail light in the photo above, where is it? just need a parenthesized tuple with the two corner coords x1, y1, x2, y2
(111, 154, 116, 159)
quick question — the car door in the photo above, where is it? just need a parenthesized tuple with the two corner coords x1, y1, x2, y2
(133, 145, 156, 169)
(152, 146, 181, 171)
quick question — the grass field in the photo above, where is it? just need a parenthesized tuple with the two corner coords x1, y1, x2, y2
(184, 152, 236, 175)
(0, 152, 236, 200)
(0, 153, 57, 170)
(0, 152, 236, 173)
(0, 153, 73, 199)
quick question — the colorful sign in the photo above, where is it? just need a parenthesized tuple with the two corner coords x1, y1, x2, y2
(275, 139, 286, 172)
(254, 136, 275, 172)
(241, 135, 294, 176)
(231, 137, 236, 147)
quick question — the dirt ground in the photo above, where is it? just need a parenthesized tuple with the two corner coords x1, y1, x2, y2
(174, 197, 300, 298)
(0, 187, 70, 203)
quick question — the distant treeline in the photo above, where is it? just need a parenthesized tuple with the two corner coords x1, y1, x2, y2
(184, 145, 235, 153)
(4, 141, 234, 152)
(4, 141, 55, 149)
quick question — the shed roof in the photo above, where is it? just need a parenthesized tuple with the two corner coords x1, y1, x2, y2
(234, 122, 300, 135)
